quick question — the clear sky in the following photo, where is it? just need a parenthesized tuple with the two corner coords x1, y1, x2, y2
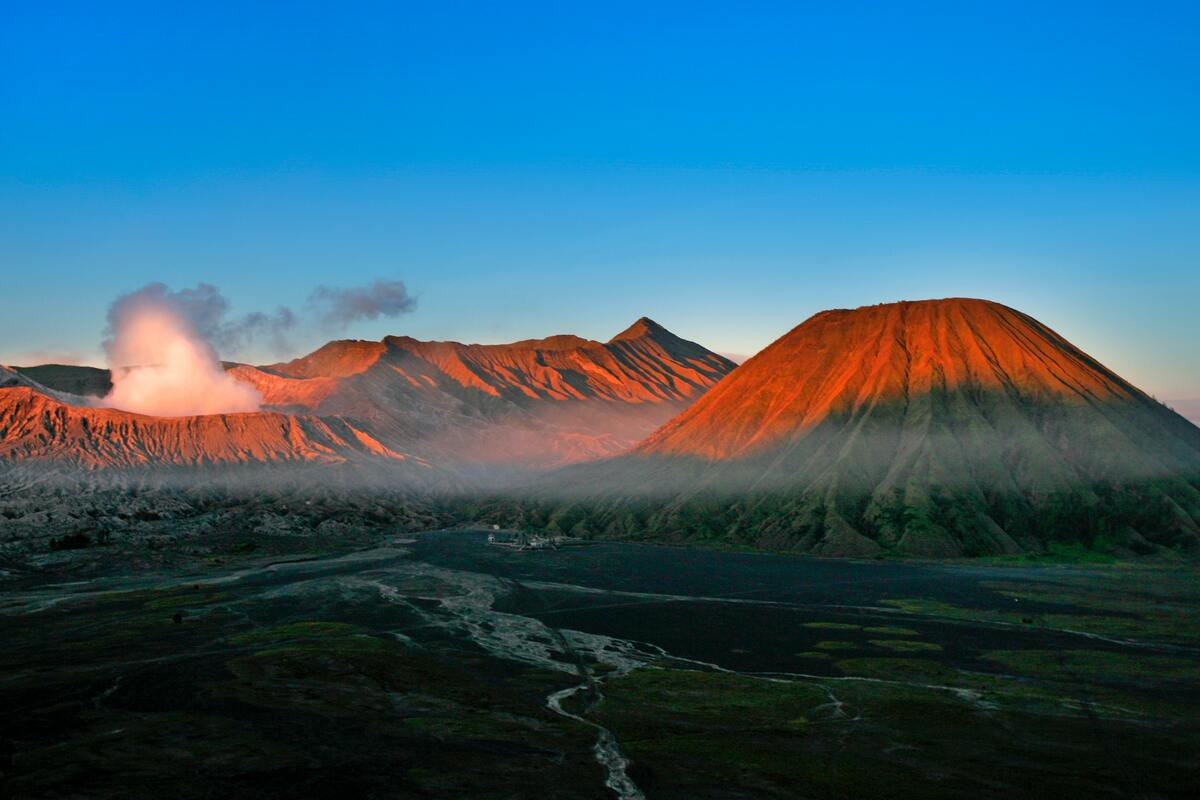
(2, 1, 1198, 402)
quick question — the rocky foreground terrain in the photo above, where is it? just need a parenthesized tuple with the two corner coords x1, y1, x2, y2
(1, 521, 1197, 799)
(0, 471, 443, 580)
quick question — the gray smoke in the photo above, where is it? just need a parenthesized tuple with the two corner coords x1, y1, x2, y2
(95, 278, 418, 416)
(103, 278, 416, 361)
(104, 283, 226, 352)
(218, 306, 298, 356)
(104, 283, 298, 360)
(307, 279, 417, 328)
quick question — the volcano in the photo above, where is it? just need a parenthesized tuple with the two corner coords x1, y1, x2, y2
(544, 299, 1200, 557)
(224, 316, 735, 469)
(0, 319, 734, 474)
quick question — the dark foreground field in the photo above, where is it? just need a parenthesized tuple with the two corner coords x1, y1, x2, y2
(1, 529, 1197, 799)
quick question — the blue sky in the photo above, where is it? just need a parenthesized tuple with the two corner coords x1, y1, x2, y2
(2, 1, 1198, 400)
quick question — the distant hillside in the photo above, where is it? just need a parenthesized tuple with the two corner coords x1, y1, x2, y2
(11, 364, 111, 397)
(233, 317, 735, 468)
(2, 319, 734, 474)
(526, 299, 1200, 558)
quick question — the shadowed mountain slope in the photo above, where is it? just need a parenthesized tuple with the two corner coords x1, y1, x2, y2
(256, 316, 731, 405)
(532, 300, 1200, 557)
(233, 318, 735, 468)
(11, 364, 112, 397)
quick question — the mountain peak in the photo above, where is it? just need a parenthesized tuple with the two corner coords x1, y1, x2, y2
(639, 297, 1156, 461)
(266, 339, 388, 379)
(609, 316, 669, 343)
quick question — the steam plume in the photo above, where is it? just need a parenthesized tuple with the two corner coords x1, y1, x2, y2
(101, 284, 263, 416)
(96, 278, 415, 417)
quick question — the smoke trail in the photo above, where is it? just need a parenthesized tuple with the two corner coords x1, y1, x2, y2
(307, 278, 417, 327)
(100, 283, 263, 416)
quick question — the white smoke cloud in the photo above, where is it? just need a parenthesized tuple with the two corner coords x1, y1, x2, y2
(95, 278, 417, 417)
(100, 284, 263, 417)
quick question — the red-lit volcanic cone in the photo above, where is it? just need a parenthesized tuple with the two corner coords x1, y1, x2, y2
(548, 299, 1200, 557)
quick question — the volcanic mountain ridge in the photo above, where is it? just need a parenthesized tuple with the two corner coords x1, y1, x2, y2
(0, 318, 735, 473)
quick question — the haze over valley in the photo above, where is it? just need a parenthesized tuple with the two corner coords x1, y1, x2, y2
(4, 296, 1198, 561)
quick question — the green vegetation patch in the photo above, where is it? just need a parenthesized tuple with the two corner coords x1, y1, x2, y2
(591, 666, 1018, 797)
(980, 579, 1200, 642)
(401, 715, 539, 743)
(231, 621, 368, 645)
(870, 639, 942, 652)
(595, 668, 830, 731)
(1022, 541, 1120, 564)
(802, 622, 861, 630)
(814, 640, 858, 651)
(223, 633, 465, 719)
(863, 625, 920, 636)
(881, 598, 997, 619)
(143, 591, 230, 610)
(246, 635, 390, 659)
(835, 657, 961, 683)
(983, 650, 1199, 681)
(877, 597, 1183, 642)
